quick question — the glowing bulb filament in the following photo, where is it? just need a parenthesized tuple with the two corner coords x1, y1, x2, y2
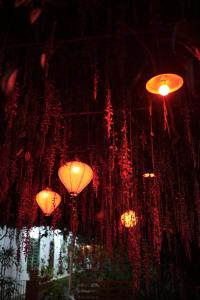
(72, 166, 80, 173)
(158, 84, 170, 96)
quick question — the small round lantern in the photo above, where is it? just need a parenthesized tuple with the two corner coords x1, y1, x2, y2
(121, 210, 137, 228)
(143, 172, 155, 178)
(36, 188, 61, 216)
(58, 161, 93, 197)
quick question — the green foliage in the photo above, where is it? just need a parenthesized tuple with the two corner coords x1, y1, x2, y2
(0, 246, 19, 277)
(0, 277, 20, 299)
(100, 253, 132, 281)
(27, 238, 40, 273)
(49, 276, 68, 293)
(41, 276, 68, 299)
(40, 264, 54, 282)
(0, 247, 21, 299)
(72, 245, 132, 289)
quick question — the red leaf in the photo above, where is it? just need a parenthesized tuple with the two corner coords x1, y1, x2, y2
(194, 48, 200, 61)
(1, 69, 18, 95)
(96, 211, 104, 221)
(40, 52, 46, 69)
(15, 0, 26, 7)
(7, 70, 18, 94)
(16, 148, 24, 157)
(30, 8, 42, 24)
(25, 152, 31, 161)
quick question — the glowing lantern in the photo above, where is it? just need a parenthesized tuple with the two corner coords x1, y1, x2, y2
(146, 73, 183, 131)
(121, 210, 137, 228)
(146, 73, 183, 96)
(58, 161, 93, 197)
(143, 172, 156, 178)
(36, 188, 61, 216)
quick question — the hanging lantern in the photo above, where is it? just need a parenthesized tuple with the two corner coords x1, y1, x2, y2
(120, 210, 137, 228)
(146, 73, 183, 96)
(58, 161, 93, 197)
(36, 188, 61, 216)
(143, 172, 156, 178)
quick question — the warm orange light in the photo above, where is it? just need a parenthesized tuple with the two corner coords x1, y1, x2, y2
(149, 173, 155, 178)
(146, 73, 183, 95)
(158, 84, 170, 96)
(36, 188, 61, 216)
(143, 172, 156, 178)
(143, 173, 150, 178)
(71, 165, 81, 174)
(121, 210, 137, 228)
(58, 161, 93, 197)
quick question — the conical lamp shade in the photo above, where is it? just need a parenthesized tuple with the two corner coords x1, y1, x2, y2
(146, 73, 183, 95)
(58, 161, 93, 196)
(36, 188, 61, 216)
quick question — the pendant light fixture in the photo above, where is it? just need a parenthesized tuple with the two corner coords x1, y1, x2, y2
(146, 73, 184, 131)
(146, 73, 183, 96)
(143, 172, 156, 178)
(36, 188, 61, 216)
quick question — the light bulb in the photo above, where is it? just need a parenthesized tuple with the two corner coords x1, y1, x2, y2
(143, 172, 156, 178)
(158, 84, 170, 96)
(149, 173, 155, 178)
(143, 173, 150, 178)
(72, 165, 80, 173)
(43, 191, 49, 199)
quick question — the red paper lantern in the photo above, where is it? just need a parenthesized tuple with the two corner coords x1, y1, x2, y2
(36, 188, 61, 216)
(58, 161, 93, 197)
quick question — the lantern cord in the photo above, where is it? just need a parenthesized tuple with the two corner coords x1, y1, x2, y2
(68, 195, 78, 297)
(163, 97, 170, 134)
(129, 108, 134, 207)
(71, 196, 78, 235)
(149, 99, 155, 170)
(48, 173, 51, 187)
